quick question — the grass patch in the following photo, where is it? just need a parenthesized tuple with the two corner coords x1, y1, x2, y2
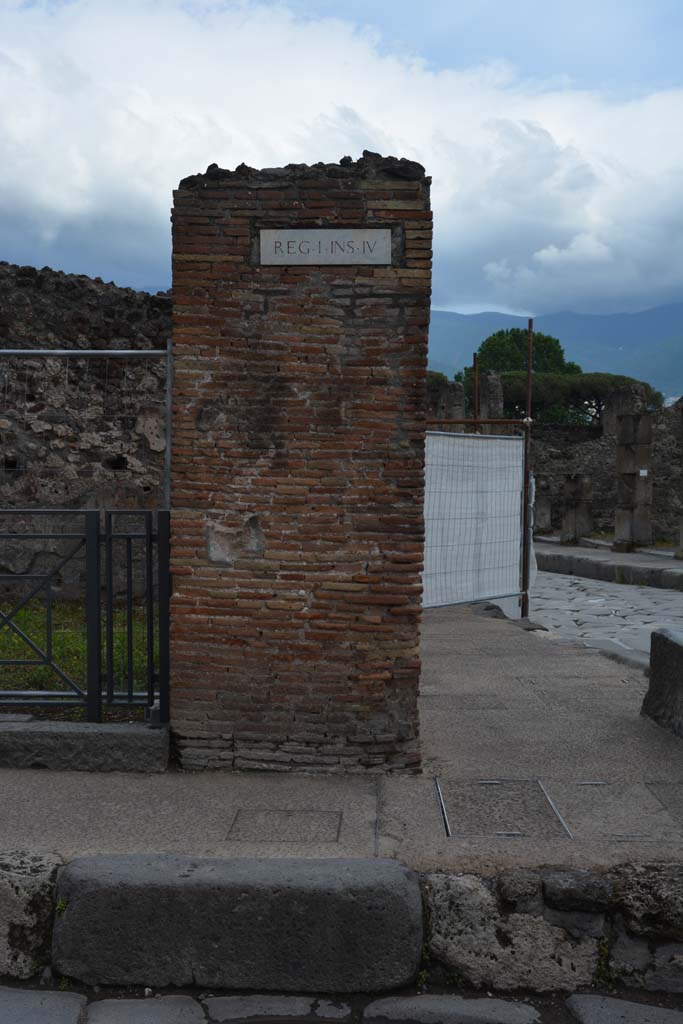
(0, 599, 153, 693)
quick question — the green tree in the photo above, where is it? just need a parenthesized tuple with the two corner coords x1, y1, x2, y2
(500, 370, 663, 424)
(476, 327, 582, 375)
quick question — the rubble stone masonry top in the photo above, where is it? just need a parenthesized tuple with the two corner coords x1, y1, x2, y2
(170, 152, 432, 770)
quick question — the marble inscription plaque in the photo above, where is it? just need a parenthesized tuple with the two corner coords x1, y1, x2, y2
(260, 228, 392, 266)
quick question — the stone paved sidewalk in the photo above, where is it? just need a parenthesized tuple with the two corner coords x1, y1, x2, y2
(530, 570, 683, 665)
(1, 988, 682, 1024)
(2, 604, 683, 874)
(535, 541, 683, 592)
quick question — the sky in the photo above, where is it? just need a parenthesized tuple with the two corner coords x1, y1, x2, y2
(1, 0, 683, 314)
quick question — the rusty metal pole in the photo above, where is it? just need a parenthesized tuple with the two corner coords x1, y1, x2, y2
(473, 351, 479, 429)
(520, 318, 534, 618)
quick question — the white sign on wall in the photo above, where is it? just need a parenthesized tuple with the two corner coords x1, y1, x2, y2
(259, 228, 392, 266)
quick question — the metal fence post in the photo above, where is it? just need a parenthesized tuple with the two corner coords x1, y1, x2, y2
(85, 510, 102, 722)
(157, 510, 171, 723)
(520, 319, 534, 619)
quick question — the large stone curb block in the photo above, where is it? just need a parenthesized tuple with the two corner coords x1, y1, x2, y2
(0, 722, 169, 772)
(566, 994, 683, 1022)
(89, 996, 206, 1023)
(52, 855, 423, 991)
(661, 570, 683, 593)
(0, 985, 86, 1024)
(535, 546, 683, 592)
(363, 995, 540, 1022)
(642, 629, 683, 738)
(0, 851, 61, 979)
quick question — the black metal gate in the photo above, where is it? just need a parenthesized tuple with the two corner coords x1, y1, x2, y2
(0, 509, 170, 722)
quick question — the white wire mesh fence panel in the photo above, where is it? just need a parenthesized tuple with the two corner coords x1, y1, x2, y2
(423, 431, 525, 608)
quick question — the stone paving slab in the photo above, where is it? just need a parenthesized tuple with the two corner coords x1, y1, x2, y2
(0, 987, 682, 1023)
(363, 994, 540, 1022)
(438, 780, 567, 839)
(566, 994, 683, 1022)
(530, 569, 683, 662)
(203, 995, 352, 1021)
(88, 996, 205, 1023)
(540, 782, 683, 842)
(0, 985, 86, 1023)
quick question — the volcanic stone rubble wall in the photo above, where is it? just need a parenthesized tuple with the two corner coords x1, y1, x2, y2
(169, 153, 432, 771)
(425, 379, 682, 543)
(0, 263, 170, 512)
(0, 262, 171, 596)
(530, 411, 682, 542)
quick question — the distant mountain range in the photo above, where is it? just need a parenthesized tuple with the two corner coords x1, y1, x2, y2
(429, 304, 683, 398)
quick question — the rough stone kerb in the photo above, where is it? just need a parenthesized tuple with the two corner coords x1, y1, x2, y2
(51, 854, 424, 992)
(0, 850, 61, 980)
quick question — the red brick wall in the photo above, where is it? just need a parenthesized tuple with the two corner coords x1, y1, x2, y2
(170, 152, 432, 770)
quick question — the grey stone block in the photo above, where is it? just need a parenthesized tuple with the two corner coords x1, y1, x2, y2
(573, 556, 602, 581)
(497, 870, 543, 915)
(542, 868, 613, 912)
(88, 996, 206, 1023)
(566, 994, 683, 1022)
(611, 925, 652, 979)
(0, 985, 85, 1024)
(661, 570, 683, 592)
(204, 995, 351, 1021)
(52, 855, 422, 991)
(0, 851, 60, 979)
(364, 995, 540, 1023)
(0, 722, 169, 772)
(543, 907, 605, 939)
(645, 944, 683, 994)
(535, 550, 569, 574)
(642, 629, 683, 738)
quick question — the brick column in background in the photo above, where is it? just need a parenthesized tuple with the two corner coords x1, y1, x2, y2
(560, 474, 593, 544)
(614, 413, 653, 551)
(170, 152, 432, 771)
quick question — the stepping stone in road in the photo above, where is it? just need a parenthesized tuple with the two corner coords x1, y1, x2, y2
(204, 995, 352, 1021)
(88, 996, 206, 1022)
(0, 986, 85, 1024)
(363, 994, 540, 1023)
(567, 994, 683, 1023)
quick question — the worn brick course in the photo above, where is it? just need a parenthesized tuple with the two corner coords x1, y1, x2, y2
(170, 152, 431, 770)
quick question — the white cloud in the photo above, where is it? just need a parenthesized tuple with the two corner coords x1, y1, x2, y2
(534, 234, 613, 266)
(0, 0, 682, 311)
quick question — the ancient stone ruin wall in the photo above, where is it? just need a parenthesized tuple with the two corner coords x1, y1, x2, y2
(0, 261, 171, 515)
(530, 411, 682, 541)
(0, 262, 171, 593)
(530, 424, 617, 535)
(424, 376, 682, 543)
(170, 153, 431, 771)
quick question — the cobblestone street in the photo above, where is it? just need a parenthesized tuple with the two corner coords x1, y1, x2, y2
(530, 571, 683, 663)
